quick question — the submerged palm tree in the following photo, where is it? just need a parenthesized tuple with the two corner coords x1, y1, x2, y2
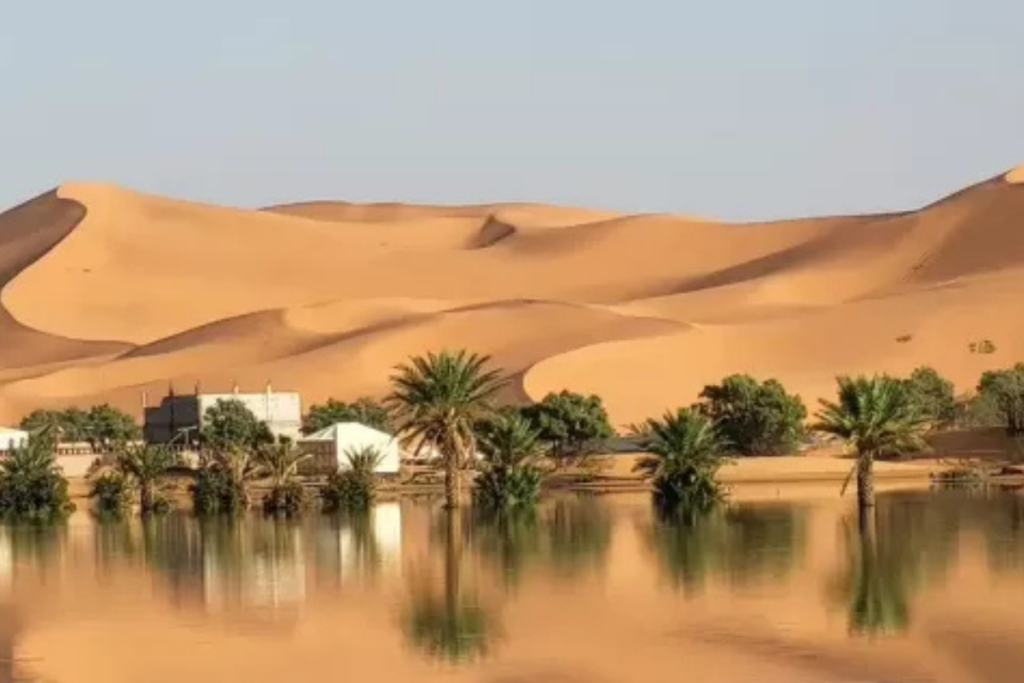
(387, 350, 506, 509)
(814, 375, 929, 509)
(632, 408, 730, 510)
(256, 441, 311, 514)
(474, 412, 544, 510)
(116, 443, 178, 513)
(0, 435, 74, 520)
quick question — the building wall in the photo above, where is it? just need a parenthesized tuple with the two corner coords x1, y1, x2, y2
(144, 392, 302, 444)
(0, 430, 28, 452)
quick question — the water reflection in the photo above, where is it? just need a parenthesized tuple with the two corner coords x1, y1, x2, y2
(643, 502, 808, 594)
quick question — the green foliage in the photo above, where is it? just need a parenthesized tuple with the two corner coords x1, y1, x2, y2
(116, 443, 178, 513)
(814, 375, 930, 459)
(387, 349, 507, 509)
(321, 447, 384, 513)
(519, 391, 615, 467)
(200, 399, 274, 452)
(90, 471, 133, 515)
(190, 448, 259, 514)
(696, 374, 807, 456)
(0, 435, 75, 520)
(19, 404, 140, 450)
(898, 366, 956, 429)
(405, 589, 497, 663)
(263, 481, 306, 515)
(977, 363, 1024, 435)
(256, 441, 310, 515)
(632, 408, 730, 511)
(473, 412, 544, 510)
(302, 397, 393, 434)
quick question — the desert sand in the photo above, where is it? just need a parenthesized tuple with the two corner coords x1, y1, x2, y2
(2, 166, 1024, 430)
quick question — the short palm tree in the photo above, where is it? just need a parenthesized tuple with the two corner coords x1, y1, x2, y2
(387, 349, 507, 509)
(0, 435, 74, 520)
(631, 408, 730, 510)
(473, 412, 544, 510)
(813, 375, 929, 509)
(321, 446, 384, 513)
(116, 443, 178, 513)
(256, 441, 310, 488)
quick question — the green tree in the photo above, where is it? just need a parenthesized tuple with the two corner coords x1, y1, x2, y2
(899, 366, 956, 430)
(200, 399, 274, 452)
(0, 435, 75, 520)
(257, 441, 310, 514)
(191, 447, 261, 514)
(519, 391, 614, 468)
(387, 349, 506, 510)
(631, 408, 731, 511)
(19, 408, 90, 443)
(321, 447, 385, 513)
(85, 404, 141, 451)
(473, 412, 544, 511)
(116, 443, 178, 513)
(302, 397, 392, 434)
(976, 363, 1024, 435)
(697, 374, 807, 456)
(813, 376, 929, 509)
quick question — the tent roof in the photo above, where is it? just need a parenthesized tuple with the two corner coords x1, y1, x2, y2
(301, 422, 396, 443)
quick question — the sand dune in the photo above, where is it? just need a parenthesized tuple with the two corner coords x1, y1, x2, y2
(1, 165, 1023, 424)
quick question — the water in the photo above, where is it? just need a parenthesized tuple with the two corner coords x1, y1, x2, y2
(1, 486, 1024, 682)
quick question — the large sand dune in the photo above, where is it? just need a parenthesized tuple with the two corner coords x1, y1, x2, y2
(1, 168, 1024, 426)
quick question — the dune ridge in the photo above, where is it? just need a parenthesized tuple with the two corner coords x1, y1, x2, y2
(1, 165, 1024, 424)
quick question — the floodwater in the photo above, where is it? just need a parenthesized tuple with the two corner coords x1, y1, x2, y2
(2, 486, 1024, 683)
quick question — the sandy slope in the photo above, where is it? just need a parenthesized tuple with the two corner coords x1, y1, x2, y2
(1, 167, 1024, 427)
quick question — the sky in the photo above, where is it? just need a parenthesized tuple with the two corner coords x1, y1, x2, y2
(2, 0, 1023, 221)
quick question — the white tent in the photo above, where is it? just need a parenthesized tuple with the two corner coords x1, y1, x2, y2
(297, 422, 401, 476)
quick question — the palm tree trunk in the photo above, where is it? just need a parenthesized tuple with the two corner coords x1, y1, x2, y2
(140, 480, 154, 513)
(856, 450, 875, 509)
(444, 447, 461, 510)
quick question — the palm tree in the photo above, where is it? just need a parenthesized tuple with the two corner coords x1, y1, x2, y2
(631, 408, 730, 510)
(387, 350, 507, 510)
(0, 435, 74, 520)
(256, 441, 310, 489)
(813, 375, 929, 509)
(473, 412, 545, 510)
(116, 443, 178, 513)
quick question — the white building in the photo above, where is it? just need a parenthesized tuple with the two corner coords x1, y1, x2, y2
(0, 427, 28, 453)
(297, 422, 401, 476)
(144, 383, 302, 444)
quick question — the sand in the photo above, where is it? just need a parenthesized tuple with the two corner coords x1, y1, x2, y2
(1, 166, 1024, 432)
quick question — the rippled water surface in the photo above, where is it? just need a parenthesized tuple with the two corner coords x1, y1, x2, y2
(2, 486, 1024, 682)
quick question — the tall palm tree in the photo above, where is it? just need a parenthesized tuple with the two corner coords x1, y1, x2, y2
(116, 443, 178, 513)
(387, 350, 507, 510)
(813, 375, 929, 509)
(631, 408, 730, 510)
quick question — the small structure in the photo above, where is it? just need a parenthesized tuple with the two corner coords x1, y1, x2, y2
(0, 427, 28, 453)
(297, 422, 401, 476)
(144, 382, 302, 445)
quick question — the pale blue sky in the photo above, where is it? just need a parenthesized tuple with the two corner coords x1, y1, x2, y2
(2, 0, 1022, 220)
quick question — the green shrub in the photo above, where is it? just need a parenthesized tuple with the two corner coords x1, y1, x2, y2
(263, 481, 306, 515)
(191, 467, 247, 514)
(696, 375, 806, 456)
(899, 366, 956, 429)
(90, 471, 133, 515)
(0, 437, 75, 521)
(473, 412, 544, 510)
(519, 391, 614, 468)
(321, 447, 382, 513)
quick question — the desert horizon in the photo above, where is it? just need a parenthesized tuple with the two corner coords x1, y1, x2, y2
(1, 163, 1023, 427)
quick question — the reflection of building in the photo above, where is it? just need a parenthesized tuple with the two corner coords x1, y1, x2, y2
(297, 423, 401, 476)
(144, 383, 302, 444)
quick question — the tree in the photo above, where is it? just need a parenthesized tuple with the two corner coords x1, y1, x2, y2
(976, 363, 1024, 435)
(387, 349, 506, 510)
(519, 391, 614, 468)
(813, 376, 929, 509)
(20, 408, 91, 443)
(200, 399, 274, 453)
(256, 441, 310, 514)
(697, 375, 806, 456)
(321, 447, 385, 513)
(302, 397, 392, 434)
(899, 366, 956, 430)
(473, 412, 544, 510)
(631, 408, 730, 511)
(0, 435, 75, 520)
(85, 404, 141, 451)
(191, 447, 262, 514)
(115, 443, 178, 513)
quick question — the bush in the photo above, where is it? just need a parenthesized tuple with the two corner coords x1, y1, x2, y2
(200, 399, 275, 452)
(263, 481, 306, 515)
(19, 405, 140, 451)
(321, 447, 382, 513)
(303, 397, 393, 435)
(696, 375, 806, 456)
(473, 412, 544, 510)
(899, 367, 956, 429)
(519, 391, 615, 468)
(632, 408, 729, 511)
(90, 471, 133, 515)
(0, 437, 76, 521)
(191, 467, 247, 515)
(977, 364, 1024, 435)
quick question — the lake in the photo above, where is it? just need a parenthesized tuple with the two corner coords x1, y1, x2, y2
(1, 485, 1023, 682)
